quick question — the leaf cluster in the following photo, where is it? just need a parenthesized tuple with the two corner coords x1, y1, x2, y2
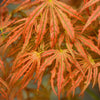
(0, 0, 100, 99)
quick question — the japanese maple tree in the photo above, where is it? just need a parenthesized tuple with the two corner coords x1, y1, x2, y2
(0, 0, 100, 100)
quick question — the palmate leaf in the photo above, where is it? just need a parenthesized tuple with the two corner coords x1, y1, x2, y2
(36, 49, 85, 100)
(76, 54, 100, 95)
(80, 0, 100, 12)
(37, 50, 66, 100)
(1, 0, 84, 50)
(34, 0, 76, 46)
(9, 51, 40, 88)
(0, 1, 47, 52)
(22, 0, 82, 48)
(82, 6, 100, 32)
(1, 0, 100, 99)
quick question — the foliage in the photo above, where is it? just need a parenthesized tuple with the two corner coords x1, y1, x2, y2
(0, 0, 100, 99)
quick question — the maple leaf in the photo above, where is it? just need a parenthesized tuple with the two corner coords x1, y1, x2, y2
(12, 0, 84, 48)
(50, 6, 59, 47)
(65, 69, 83, 96)
(75, 54, 100, 95)
(0, 18, 26, 53)
(9, 51, 41, 90)
(0, 0, 100, 99)
(0, 0, 85, 53)
(74, 40, 88, 59)
(77, 35, 100, 55)
(82, 6, 100, 32)
(36, 49, 85, 100)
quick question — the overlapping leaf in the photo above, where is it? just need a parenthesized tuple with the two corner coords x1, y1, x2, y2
(78, 35, 100, 55)
(0, 58, 5, 74)
(65, 69, 83, 96)
(0, 77, 9, 99)
(13, 0, 41, 12)
(74, 40, 88, 59)
(35, 8, 48, 48)
(92, 67, 98, 87)
(80, 0, 100, 12)
(0, 0, 84, 51)
(98, 73, 100, 91)
(0, 0, 23, 7)
(55, 7, 75, 42)
(50, 6, 59, 47)
(82, 6, 100, 32)
(0, 7, 15, 32)
(76, 54, 100, 95)
(98, 29, 100, 48)
(0, 0, 100, 99)
(2, 22, 25, 53)
(54, 0, 84, 21)
(80, 68, 92, 95)
(9, 51, 41, 89)
(0, 59, 9, 99)
(36, 49, 85, 100)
